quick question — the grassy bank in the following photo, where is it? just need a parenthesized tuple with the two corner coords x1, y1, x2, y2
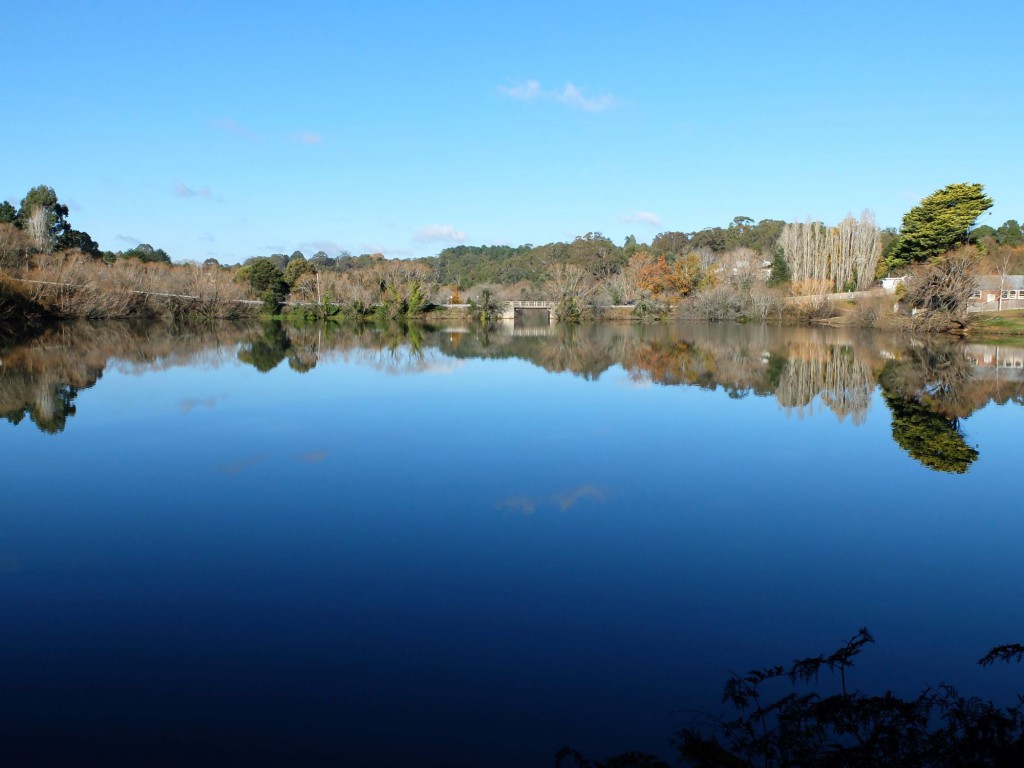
(970, 310, 1024, 337)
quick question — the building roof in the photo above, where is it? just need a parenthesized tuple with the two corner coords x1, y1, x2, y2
(976, 275, 1024, 291)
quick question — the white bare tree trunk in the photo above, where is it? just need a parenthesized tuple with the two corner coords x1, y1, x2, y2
(780, 211, 880, 292)
(25, 206, 51, 254)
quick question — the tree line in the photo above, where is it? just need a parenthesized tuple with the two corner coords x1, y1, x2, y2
(3, 181, 1022, 328)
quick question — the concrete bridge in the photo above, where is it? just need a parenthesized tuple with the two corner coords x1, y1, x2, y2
(498, 300, 558, 323)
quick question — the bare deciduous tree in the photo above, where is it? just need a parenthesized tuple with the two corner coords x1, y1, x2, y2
(0, 223, 30, 271)
(748, 284, 782, 323)
(779, 211, 881, 293)
(718, 247, 764, 290)
(903, 246, 978, 327)
(25, 206, 51, 254)
(545, 263, 596, 322)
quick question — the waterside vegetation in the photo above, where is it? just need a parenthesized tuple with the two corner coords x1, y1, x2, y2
(3, 183, 1023, 336)
(559, 630, 1024, 768)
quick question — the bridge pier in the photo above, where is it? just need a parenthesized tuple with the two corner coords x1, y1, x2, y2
(503, 300, 558, 325)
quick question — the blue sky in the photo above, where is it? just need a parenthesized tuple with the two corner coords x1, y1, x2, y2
(4, 1, 1022, 264)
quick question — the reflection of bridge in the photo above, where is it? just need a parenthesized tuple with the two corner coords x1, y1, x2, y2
(499, 300, 558, 323)
(499, 321, 558, 336)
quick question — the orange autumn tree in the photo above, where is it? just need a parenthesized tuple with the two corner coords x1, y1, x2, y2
(626, 250, 714, 300)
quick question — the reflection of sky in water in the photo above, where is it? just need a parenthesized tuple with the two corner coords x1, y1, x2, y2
(1, 323, 1024, 765)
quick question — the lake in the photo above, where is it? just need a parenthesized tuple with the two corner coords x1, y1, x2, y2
(1, 318, 1023, 766)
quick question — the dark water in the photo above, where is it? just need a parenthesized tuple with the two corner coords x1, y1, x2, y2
(1, 319, 1023, 765)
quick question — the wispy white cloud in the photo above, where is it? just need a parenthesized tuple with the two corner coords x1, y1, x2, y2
(297, 132, 323, 145)
(498, 79, 542, 100)
(558, 82, 614, 112)
(175, 181, 212, 198)
(414, 224, 466, 244)
(621, 211, 662, 227)
(499, 79, 615, 112)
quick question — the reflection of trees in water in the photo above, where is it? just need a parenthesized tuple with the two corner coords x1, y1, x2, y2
(883, 341, 979, 420)
(1, 321, 250, 434)
(621, 325, 776, 398)
(879, 341, 981, 473)
(621, 327, 877, 423)
(775, 342, 875, 425)
(284, 323, 321, 373)
(235, 319, 342, 374)
(437, 323, 625, 380)
(0, 379, 87, 434)
(237, 321, 291, 372)
(521, 325, 622, 380)
(882, 391, 978, 473)
(291, 321, 459, 376)
(6, 320, 1024, 457)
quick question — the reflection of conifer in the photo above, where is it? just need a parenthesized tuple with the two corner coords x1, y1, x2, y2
(879, 349, 980, 473)
(882, 392, 978, 474)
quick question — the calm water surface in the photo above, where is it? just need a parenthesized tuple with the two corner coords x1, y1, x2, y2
(2, 319, 1023, 765)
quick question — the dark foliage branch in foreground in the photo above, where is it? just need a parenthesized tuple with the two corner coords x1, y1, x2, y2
(558, 629, 1024, 768)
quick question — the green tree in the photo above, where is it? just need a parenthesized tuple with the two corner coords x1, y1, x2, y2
(282, 253, 309, 286)
(650, 231, 690, 256)
(17, 185, 69, 240)
(309, 250, 335, 269)
(767, 245, 790, 286)
(266, 253, 289, 271)
(886, 183, 993, 270)
(747, 218, 786, 252)
(968, 224, 996, 243)
(623, 234, 638, 259)
(58, 229, 101, 256)
(565, 232, 624, 277)
(688, 226, 727, 252)
(242, 257, 288, 312)
(122, 243, 171, 263)
(995, 219, 1024, 247)
(724, 215, 754, 249)
(0, 201, 16, 224)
